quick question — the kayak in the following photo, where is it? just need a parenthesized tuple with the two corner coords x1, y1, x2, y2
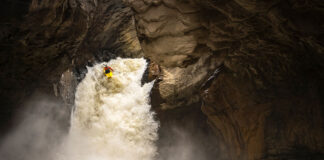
(105, 71, 113, 78)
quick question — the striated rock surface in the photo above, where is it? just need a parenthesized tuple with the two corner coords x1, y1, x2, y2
(198, 1, 324, 159)
(1, 0, 324, 160)
(58, 69, 78, 106)
(125, 0, 221, 109)
(126, 0, 324, 159)
(0, 0, 142, 131)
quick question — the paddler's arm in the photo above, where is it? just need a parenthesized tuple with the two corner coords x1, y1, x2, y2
(108, 67, 114, 71)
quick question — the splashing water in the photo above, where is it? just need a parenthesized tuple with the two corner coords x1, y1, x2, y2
(58, 58, 159, 160)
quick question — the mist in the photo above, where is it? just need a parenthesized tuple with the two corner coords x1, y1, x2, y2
(0, 97, 218, 160)
(58, 58, 159, 160)
(0, 94, 69, 160)
(0, 58, 219, 160)
(157, 126, 207, 160)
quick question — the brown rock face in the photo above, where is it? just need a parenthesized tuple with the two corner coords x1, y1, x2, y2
(1, 0, 324, 159)
(127, 0, 324, 159)
(0, 0, 142, 132)
(125, 0, 221, 109)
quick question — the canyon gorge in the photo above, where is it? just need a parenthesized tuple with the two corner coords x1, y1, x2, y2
(0, 0, 323, 160)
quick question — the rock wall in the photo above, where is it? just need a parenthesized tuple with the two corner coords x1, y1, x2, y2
(0, 0, 142, 132)
(126, 0, 324, 159)
(1, 0, 324, 159)
(124, 0, 221, 109)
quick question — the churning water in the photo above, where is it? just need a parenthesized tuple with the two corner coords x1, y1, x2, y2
(58, 58, 159, 160)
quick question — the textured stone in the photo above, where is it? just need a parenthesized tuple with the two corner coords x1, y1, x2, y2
(127, 0, 324, 159)
(59, 69, 78, 105)
(136, 4, 201, 38)
(0, 0, 142, 131)
(1, 0, 324, 159)
(125, 0, 217, 108)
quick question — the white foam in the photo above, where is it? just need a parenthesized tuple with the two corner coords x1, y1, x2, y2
(58, 58, 158, 160)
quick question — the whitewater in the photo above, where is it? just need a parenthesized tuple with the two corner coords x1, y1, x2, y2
(58, 58, 159, 160)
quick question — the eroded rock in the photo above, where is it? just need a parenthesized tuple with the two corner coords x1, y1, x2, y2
(126, 0, 218, 109)
(59, 69, 78, 105)
(128, 0, 324, 159)
(0, 0, 142, 131)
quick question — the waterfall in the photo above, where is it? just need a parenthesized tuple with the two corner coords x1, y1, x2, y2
(58, 58, 158, 160)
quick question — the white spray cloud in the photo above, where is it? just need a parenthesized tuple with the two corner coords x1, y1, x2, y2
(0, 57, 218, 160)
(58, 57, 159, 160)
(0, 95, 69, 160)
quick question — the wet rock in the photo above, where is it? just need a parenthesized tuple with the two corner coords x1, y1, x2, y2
(0, 0, 142, 131)
(59, 69, 78, 105)
(147, 60, 160, 81)
(127, 0, 324, 159)
(1, 0, 324, 159)
(125, 0, 219, 108)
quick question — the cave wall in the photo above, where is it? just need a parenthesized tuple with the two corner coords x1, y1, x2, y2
(1, 0, 323, 159)
(0, 0, 142, 132)
(125, 0, 324, 159)
(125, 0, 221, 109)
